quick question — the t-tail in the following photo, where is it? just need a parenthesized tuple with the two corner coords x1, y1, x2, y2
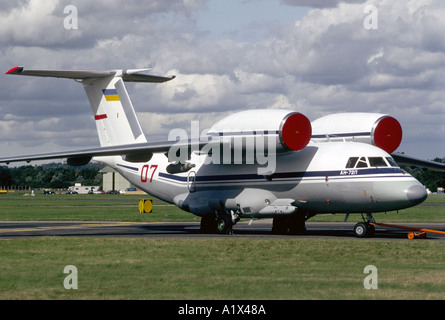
(5, 66, 175, 147)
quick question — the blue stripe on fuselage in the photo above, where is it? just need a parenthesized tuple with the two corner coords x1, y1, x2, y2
(158, 167, 405, 184)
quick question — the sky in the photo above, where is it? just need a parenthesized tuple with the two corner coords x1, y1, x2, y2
(0, 0, 444, 165)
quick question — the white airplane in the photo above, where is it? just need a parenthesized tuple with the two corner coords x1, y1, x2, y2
(2, 66, 444, 237)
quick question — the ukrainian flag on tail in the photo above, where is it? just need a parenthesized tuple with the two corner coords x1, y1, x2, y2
(103, 89, 120, 101)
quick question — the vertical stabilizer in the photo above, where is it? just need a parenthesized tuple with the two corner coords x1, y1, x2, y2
(83, 75, 146, 147)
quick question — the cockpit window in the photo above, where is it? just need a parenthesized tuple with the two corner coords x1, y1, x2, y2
(346, 156, 398, 169)
(345, 157, 368, 168)
(356, 157, 368, 168)
(386, 157, 398, 167)
(369, 157, 388, 167)
(346, 157, 359, 168)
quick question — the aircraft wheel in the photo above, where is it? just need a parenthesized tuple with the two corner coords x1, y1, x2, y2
(288, 214, 306, 235)
(216, 215, 233, 235)
(272, 216, 288, 234)
(368, 224, 375, 237)
(200, 214, 217, 234)
(354, 222, 374, 238)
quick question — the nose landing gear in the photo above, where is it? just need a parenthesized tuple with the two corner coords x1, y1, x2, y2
(353, 213, 375, 238)
(354, 221, 375, 238)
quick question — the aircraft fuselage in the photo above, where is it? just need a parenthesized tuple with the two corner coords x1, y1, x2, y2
(101, 141, 427, 219)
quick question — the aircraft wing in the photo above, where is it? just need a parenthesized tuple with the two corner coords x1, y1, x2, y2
(0, 139, 207, 166)
(391, 153, 445, 172)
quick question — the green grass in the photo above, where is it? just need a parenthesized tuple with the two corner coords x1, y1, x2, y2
(1, 192, 444, 300)
(1, 237, 445, 300)
(0, 191, 444, 223)
(0, 192, 193, 221)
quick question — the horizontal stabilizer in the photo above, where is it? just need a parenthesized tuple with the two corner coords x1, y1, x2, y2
(5, 66, 175, 83)
(6, 66, 113, 80)
(122, 73, 176, 83)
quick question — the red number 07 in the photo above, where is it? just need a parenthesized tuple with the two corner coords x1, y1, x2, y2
(141, 165, 158, 183)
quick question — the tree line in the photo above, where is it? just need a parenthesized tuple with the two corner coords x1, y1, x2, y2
(0, 163, 104, 190)
(405, 160, 445, 193)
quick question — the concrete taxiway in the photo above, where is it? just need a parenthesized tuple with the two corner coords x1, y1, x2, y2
(1, 220, 445, 240)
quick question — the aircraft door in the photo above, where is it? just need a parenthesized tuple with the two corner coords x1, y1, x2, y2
(188, 171, 196, 193)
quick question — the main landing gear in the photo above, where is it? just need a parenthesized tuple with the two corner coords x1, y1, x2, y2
(272, 214, 307, 235)
(200, 211, 240, 235)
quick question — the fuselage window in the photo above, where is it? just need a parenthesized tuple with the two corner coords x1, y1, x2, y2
(356, 157, 368, 168)
(369, 157, 388, 167)
(346, 157, 359, 168)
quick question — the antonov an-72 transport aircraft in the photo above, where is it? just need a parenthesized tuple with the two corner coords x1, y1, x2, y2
(2, 67, 444, 237)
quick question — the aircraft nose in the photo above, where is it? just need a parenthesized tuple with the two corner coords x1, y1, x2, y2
(406, 185, 428, 204)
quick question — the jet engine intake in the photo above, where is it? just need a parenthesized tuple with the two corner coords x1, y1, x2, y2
(279, 112, 313, 151)
(311, 113, 402, 153)
(207, 109, 312, 154)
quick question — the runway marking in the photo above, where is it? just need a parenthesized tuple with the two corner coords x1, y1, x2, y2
(0, 222, 158, 233)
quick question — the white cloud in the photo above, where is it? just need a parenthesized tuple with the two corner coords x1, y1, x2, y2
(0, 0, 444, 160)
